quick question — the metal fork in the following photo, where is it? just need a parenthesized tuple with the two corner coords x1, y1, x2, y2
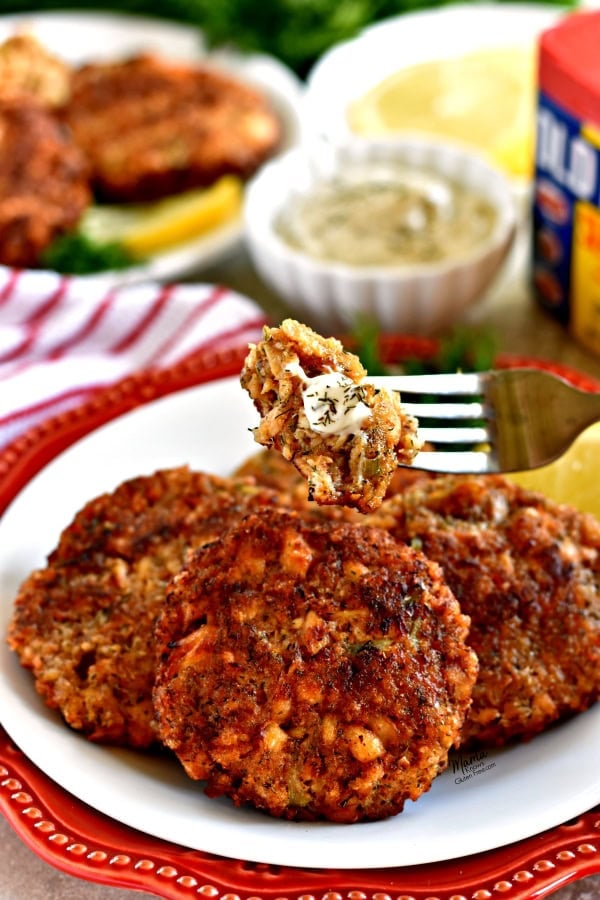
(368, 368, 600, 474)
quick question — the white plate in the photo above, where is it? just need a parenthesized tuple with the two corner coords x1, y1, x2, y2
(303, 2, 563, 184)
(0, 376, 598, 870)
(0, 11, 303, 282)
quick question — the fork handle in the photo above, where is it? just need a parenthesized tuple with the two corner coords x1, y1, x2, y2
(489, 370, 600, 470)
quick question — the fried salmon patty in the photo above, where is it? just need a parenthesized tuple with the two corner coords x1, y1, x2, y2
(153, 508, 477, 822)
(0, 97, 90, 267)
(241, 319, 421, 514)
(62, 54, 282, 202)
(7, 467, 283, 748)
(369, 475, 600, 747)
(0, 33, 71, 107)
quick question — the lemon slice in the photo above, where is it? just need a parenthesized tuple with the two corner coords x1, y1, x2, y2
(510, 422, 600, 517)
(348, 46, 536, 179)
(82, 175, 243, 258)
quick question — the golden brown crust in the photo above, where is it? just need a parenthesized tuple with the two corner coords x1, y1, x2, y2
(62, 53, 282, 202)
(7, 467, 284, 748)
(367, 474, 600, 747)
(241, 320, 421, 514)
(153, 508, 477, 822)
(0, 33, 71, 107)
(0, 96, 90, 267)
(233, 447, 316, 508)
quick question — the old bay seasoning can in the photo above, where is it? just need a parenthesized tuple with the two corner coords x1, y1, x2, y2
(532, 9, 600, 354)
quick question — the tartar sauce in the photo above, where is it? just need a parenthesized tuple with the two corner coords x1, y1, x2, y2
(286, 362, 371, 436)
(276, 162, 497, 267)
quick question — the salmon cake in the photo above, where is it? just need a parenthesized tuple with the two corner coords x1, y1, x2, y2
(233, 448, 367, 525)
(62, 53, 282, 202)
(0, 33, 71, 107)
(234, 447, 433, 515)
(369, 475, 600, 747)
(0, 96, 90, 267)
(241, 319, 421, 513)
(7, 467, 283, 748)
(153, 508, 477, 822)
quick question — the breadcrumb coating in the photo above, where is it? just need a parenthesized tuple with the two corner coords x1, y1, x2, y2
(367, 474, 600, 747)
(154, 507, 477, 822)
(7, 467, 284, 748)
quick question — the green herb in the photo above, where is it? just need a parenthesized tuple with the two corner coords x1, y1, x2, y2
(0, 0, 574, 76)
(351, 314, 391, 376)
(352, 318, 497, 377)
(306, 378, 367, 428)
(347, 637, 393, 655)
(41, 231, 136, 276)
(403, 325, 497, 375)
(310, 388, 338, 427)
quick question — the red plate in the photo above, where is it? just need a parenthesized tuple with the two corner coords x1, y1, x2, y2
(1, 337, 599, 899)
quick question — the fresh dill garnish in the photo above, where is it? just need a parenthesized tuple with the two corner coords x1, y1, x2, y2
(311, 389, 338, 427)
(307, 378, 367, 428)
(0, 0, 576, 77)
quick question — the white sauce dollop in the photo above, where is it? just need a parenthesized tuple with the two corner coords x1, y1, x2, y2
(286, 362, 371, 437)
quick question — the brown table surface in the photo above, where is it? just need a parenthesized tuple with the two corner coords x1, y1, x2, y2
(1, 240, 599, 900)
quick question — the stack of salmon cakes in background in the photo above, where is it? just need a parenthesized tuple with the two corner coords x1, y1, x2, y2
(0, 35, 90, 267)
(62, 53, 282, 204)
(0, 32, 282, 268)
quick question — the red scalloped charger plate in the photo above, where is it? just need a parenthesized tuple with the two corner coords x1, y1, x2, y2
(1, 337, 599, 899)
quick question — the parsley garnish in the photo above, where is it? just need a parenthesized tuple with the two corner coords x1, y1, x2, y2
(41, 230, 136, 276)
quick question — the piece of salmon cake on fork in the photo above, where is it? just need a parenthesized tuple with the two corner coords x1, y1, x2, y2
(241, 319, 421, 513)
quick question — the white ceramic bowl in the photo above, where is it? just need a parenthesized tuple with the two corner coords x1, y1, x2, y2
(243, 137, 517, 334)
(303, 3, 561, 203)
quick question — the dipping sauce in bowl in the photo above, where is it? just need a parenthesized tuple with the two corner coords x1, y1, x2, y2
(243, 137, 516, 334)
(275, 161, 498, 267)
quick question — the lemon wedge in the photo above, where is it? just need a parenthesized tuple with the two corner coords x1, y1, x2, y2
(348, 46, 536, 180)
(510, 422, 600, 517)
(82, 175, 243, 258)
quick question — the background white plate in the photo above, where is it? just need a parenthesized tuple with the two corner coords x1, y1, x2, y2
(0, 377, 598, 870)
(0, 11, 303, 282)
(303, 2, 562, 173)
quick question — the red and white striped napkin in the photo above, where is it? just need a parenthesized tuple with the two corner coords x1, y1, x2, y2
(0, 267, 268, 451)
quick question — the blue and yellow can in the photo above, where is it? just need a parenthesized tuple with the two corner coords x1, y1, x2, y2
(533, 10, 600, 354)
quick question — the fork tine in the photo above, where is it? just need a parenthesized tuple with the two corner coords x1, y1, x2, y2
(418, 425, 489, 444)
(369, 370, 494, 468)
(410, 450, 496, 474)
(401, 401, 485, 419)
(369, 372, 485, 395)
